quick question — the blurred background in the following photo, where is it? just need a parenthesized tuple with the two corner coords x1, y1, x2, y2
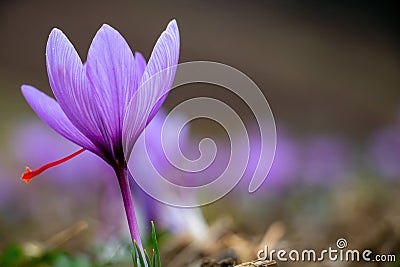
(0, 1, 399, 266)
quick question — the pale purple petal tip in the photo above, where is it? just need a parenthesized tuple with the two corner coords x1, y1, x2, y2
(134, 52, 147, 81)
(123, 19, 180, 158)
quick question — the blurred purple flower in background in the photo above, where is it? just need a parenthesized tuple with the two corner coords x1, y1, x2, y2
(368, 122, 400, 182)
(229, 127, 300, 197)
(0, 149, 32, 235)
(9, 119, 124, 241)
(263, 132, 300, 193)
(300, 135, 352, 186)
(231, 128, 352, 198)
(11, 119, 114, 191)
(0, 152, 16, 206)
(20, 19, 180, 250)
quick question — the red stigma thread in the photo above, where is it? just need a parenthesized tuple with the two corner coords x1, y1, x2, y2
(21, 148, 86, 183)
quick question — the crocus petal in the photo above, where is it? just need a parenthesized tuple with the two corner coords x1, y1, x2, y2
(46, 28, 114, 158)
(21, 85, 102, 157)
(134, 52, 147, 81)
(123, 19, 180, 158)
(86, 24, 137, 148)
(141, 20, 180, 123)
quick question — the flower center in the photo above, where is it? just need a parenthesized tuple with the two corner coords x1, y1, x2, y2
(21, 148, 86, 183)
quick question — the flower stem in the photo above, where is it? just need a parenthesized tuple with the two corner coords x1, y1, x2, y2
(116, 166, 144, 255)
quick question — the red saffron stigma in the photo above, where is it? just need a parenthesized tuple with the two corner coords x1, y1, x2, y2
(21, 148, 86, 183)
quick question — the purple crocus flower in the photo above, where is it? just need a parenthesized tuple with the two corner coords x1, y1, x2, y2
(20, 19, 180, 251)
